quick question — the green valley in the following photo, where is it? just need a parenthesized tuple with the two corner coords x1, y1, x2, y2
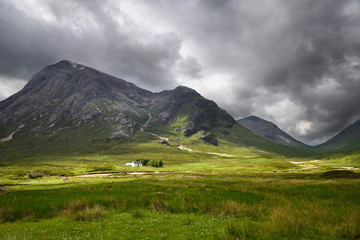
(0, 61, 359, 240)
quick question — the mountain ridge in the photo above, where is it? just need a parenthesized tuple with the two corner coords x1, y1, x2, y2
(313, 119, 360, 152)
(0, 60, 317, 158)
(1, 60, 358, 155)
(0, 60, 237, 145)
(237, 115, 309, 149)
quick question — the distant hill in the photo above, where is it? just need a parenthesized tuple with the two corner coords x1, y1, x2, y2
(237, 116, 308, 149)
(0, 60, 309, 157)
(313, 119, 360, 152)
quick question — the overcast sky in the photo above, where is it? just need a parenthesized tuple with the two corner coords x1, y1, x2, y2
(0, 0, 359, 145)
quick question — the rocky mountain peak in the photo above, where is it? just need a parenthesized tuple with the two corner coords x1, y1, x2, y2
(0, 61, 238, 144)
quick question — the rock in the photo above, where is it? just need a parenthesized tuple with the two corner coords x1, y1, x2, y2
(110, 129, 134, 139)
(158, 112, 170, 121)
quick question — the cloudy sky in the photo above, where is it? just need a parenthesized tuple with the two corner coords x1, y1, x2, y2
(1, 0, 360, 145)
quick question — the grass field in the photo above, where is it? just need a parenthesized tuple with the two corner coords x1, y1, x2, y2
(1, 139, 360, 239)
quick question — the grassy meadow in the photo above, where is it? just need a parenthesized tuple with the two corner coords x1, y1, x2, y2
(1, 137, 360, 239)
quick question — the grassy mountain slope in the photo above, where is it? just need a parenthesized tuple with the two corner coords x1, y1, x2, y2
(314, 119, 360, 152)
(0, 60, 313, 158)
(237, 116, 309, 149)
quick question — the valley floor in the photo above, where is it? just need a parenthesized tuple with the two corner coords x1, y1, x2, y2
(0, 145, 360, 239)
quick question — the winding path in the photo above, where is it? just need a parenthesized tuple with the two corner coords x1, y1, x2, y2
(140, 112, 152, 132)
(0, 125, 25, 142)
(0, 131, 17, 142)
(141, 112, 169, 141)
(140, 111, 234, 157)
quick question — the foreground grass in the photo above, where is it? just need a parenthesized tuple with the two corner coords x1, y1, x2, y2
(0, 211, 228, 240)
(0, 173, 360, 239)
(0, 140, 359, 239)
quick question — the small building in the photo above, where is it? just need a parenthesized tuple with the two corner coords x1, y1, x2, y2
(125, 161, 142, 167)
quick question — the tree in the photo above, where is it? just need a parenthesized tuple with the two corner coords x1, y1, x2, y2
(149, 160, 163, 167)
(139, 159, 150, 166)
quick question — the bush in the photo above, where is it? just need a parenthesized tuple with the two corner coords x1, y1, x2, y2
(149, 160, 164, 167)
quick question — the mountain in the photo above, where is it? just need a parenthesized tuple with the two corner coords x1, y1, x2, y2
(0, 60, 236, 137)
(237, 116, 308, 149)
(0, 60, 235, 153)
(314, 119, 360, 152)
(0, 60, 152, 139)
(0, 60, 309, 157)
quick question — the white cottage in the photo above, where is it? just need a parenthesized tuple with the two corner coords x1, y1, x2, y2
(125, 161, 142, 167)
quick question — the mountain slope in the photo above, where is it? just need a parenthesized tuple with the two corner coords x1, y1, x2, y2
(0, 60, 310, 157)
(0, 60, 235, 150)
(0, 60, 153, 139)
(314, 119, 360, 152)
(237, 116, 308, 149)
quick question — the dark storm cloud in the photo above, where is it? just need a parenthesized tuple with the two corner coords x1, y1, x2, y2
(0, 1, 62, 78)
(257, 0, 360, 142)
(0, 0, 359, 144)
(0, 0, 184, 92)
(136, 0, 360, 144)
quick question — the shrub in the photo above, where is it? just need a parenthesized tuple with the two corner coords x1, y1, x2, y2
(149, 160, 164, 167)
(150, 160, 158, 167)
